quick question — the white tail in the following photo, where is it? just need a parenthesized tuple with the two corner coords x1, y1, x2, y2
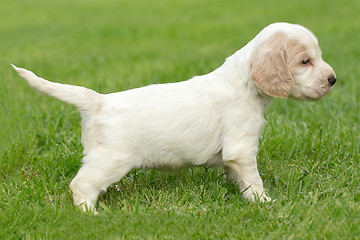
(11, 64, 101, 112)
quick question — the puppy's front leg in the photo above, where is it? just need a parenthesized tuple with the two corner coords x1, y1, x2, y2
(223, 146, 271, 202)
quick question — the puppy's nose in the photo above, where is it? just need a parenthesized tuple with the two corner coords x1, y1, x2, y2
(328, 76, 336, 86)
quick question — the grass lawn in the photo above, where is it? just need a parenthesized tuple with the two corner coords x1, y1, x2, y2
(1, 0, 360, 239)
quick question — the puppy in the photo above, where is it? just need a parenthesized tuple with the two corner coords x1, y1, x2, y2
(12, 22, 336, 212)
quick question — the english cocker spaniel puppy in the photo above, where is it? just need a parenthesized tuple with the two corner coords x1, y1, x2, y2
(12, 22, 336, 212)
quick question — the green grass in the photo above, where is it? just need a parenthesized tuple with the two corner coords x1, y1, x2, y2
(1, 0, 360, 239)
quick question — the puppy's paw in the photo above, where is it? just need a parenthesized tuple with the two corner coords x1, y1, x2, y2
(259, 193, 272, 203)
(243, 190, 272, 203)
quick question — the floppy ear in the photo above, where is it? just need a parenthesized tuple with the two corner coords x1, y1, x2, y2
(250, 32, 294, 98)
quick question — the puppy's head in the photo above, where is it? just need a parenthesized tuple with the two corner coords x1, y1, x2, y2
(250, 23, 336, 100)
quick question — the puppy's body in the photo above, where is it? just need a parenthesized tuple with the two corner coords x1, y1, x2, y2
(13, 23, 336, 212)
(97, 60, 263, 167)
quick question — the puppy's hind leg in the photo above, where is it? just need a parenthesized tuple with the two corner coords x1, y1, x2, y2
(70, 151, 134, 213)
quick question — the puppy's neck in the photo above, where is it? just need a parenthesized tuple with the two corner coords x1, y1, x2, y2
(217, 48, 273, 112)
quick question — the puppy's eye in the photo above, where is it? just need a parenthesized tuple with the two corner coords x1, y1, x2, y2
(302, 59, 311, 65)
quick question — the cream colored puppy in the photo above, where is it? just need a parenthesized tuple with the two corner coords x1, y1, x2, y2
(12, 22, 336, 212)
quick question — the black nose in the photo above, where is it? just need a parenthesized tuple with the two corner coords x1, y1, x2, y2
(328, 76, 336, 86)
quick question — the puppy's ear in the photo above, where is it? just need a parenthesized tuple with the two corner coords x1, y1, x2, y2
(250, 32, 294, 98)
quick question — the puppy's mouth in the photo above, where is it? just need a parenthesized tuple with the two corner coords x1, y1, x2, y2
(307, 88, 332, 100)
(290, 85, 332, 101)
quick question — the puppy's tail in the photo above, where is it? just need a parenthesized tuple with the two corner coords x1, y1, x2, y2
(11, 64, 101, 113)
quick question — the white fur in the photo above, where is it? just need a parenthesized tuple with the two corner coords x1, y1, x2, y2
(12, 22, 336, 212)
